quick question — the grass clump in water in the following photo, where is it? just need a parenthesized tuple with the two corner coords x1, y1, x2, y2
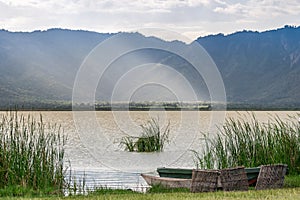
(120, 117, 170, 152)
(193, 113, 300, 175)
(0, 111, 66, 196)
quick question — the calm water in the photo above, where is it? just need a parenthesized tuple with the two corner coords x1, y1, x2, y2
(3, 111, 299, 191)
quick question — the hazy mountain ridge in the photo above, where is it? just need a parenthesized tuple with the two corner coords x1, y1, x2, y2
(197, 25, 300, 107)
(0, 29, 113, 107)
(0, 26, 299, 109)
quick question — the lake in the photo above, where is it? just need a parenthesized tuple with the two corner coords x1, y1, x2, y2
(3, 110, 298, 191)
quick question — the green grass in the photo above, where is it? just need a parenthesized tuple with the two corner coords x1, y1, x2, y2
(193, 113, 300, 174)
(120, 117, 170, 152)
(0, 175, 299, 199)
(147, 184, 190, 193)
(284, 175, 300, 188)
(88, 187, 138, 195)
(0, 111, 67, 196)
(0, 187, 299, 200)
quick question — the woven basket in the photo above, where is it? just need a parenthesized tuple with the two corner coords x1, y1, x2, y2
(220, 166, 248, 191)
(190, 169, 220, 192)
(255, 164, 287, 190)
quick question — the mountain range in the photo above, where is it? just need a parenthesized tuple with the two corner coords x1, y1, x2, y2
(0, 26, 299, 109)
(197, 25, 300, 109)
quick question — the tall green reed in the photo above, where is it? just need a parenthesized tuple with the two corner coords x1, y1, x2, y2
(120, 117, 170, 152)
(193, 113, 300, 175)
(0, 111, 67, 194)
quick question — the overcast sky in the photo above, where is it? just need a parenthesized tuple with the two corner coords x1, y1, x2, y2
(1, 0, 300, 40)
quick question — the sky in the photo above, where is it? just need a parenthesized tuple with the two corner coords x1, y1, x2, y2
(0, 0, 300, 41)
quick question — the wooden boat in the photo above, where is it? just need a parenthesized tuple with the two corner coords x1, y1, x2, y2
(245, 167, 261, 185)
(141, 173, 191, 189)
(157, 167, 192, 179)
(157, 167, 261, 186)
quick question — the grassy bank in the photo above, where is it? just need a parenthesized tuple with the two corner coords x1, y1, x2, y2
(85, 188, 300, 200)
(0, 187, 299, 200)
(0, 175, 298, 199)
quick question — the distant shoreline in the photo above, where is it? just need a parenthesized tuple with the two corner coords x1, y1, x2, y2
(0, 105, 299, 111)
(0, 101, 299, 111)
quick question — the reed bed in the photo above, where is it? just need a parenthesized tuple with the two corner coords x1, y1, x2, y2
(0, 112, 66, 195)
(193, 113, 300, 175)
(120, 117, 170, 152)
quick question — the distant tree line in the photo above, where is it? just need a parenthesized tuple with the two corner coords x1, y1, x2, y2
(0, 100, 299, 111)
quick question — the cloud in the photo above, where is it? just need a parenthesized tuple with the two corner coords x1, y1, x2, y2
(214, 3, 246, 15)
(0, 0, 299, 39)
(213, 0, 300, 18)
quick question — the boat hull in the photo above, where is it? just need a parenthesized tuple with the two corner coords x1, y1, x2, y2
(141, 174, 191, 189)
